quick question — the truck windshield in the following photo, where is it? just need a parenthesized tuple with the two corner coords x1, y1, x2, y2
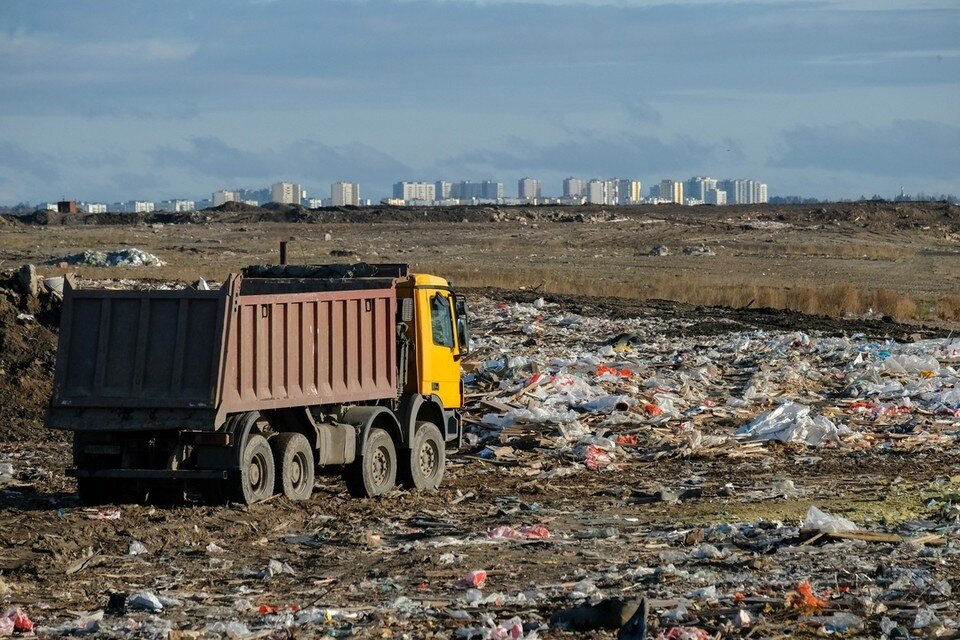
(430, 293, 455, 347)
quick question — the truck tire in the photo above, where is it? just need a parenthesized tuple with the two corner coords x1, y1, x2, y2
(399, 421, 445, 491)
(271, 432, 315, 501)
(345, 427, 397, 498)
(234, 433, 275, 504)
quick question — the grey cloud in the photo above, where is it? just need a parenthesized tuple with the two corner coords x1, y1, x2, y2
(441, 131, 739, 177)
(769, 119, 960, 179)
(621, 98, 662, 126)
(0, 141, 61, 182)
(153, 136, 414, 192)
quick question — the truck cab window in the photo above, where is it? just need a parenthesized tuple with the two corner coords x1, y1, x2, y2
(430, 293, 455, 347)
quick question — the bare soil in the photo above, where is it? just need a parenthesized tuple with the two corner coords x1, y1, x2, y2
(0, 204, 957, 638)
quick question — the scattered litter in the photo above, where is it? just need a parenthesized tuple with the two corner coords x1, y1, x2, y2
(459, 569, 487, 589)
(128, 540, 149, 556)
(486, 525, 550, 540)
(736, 402, 850, 445)
(803, 505, 857, 533)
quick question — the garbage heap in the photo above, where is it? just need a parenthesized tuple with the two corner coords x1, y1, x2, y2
(1, 292, 957, 639)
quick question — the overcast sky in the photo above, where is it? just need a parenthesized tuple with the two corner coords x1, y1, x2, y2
(0, 0, 957, 203)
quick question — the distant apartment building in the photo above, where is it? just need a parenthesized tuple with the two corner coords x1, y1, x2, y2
(81, 202, 108, 214)
(212, 190, 240, 207)
(393, 181, 436, 202)
(435, 180, 453, 200)
(659, 180, 683, 204)
(563, 177, 586, 198)
(754, 182, 768, 204)
(452, 180, 503, 201)
(716, 179, 768, 205)
(518, 177, 541, 200)
(160, 199, 195, 212)
(705, 188, 727, 205)
(617, 179, 642, 205)
(684, 177, 717, 202)
(270, 182, 303, 205)
(331, 182, 360, 207)
(586, 179, 611, 205)
(114, 201, 155, 213)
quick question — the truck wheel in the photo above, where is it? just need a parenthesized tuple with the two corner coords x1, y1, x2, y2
(234, 433, 275, 504)
(272, 432, 315, 501)
(400, 421, 445, 491)
(345, 427, 397, 498)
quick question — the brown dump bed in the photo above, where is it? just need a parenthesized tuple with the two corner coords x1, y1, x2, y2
(50, 273, 399, 429)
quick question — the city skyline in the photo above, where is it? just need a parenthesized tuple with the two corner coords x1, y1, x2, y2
(1, 0, 957, 204)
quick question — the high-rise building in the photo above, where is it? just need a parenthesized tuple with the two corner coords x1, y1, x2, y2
(481, 180, 503, 200)
(754, 182, 768, 204)
(617, 179, 642, 204)
(331, 182, 360, 206)
(660, 179, 683, 204)
(161, 199, 195, 212)
(705, 188, 727, 205)
(518, 177, 541, 200)
(684, 177, 717, 202)
(435, 181, 453, 200)
(270, 182, 302, 205)
(81, 202, 108, 214)
(213, 190, 240, 207)
(563, 177, 586, 198)
(586, 179, 608, 204)
(393, 181, 436, 202)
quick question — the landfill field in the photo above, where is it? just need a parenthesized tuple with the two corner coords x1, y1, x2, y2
(1, 200, 959, 321)
(0, 267, 958, 639)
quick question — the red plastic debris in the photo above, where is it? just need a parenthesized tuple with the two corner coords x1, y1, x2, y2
(616, 434, 638, 445)
(595, 364, 633, 378)
(486, 525, 550, 540)
(583, 444, 613, 471)
(789, 580, 828, 611)
(642, 402, 665, 416)
(658, 627, 710, 640)
(458, 569, 487, 589)
(4, 607, 33, 633)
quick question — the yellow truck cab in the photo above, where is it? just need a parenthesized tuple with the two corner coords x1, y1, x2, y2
(398, 273, 467, 411)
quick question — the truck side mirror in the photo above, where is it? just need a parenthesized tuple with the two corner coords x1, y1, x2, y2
(454, 294, 470, 356)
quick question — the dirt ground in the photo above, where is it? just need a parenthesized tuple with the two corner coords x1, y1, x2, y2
(0, 204, 958, 638)
(1, 200, 959, 318)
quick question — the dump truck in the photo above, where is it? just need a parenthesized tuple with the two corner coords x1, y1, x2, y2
(47, 262, 469, 504)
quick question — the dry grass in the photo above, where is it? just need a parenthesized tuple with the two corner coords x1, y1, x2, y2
(935, 295, 960, 322)
(415, 262, 931, 323)
(734, 242, 916, 261)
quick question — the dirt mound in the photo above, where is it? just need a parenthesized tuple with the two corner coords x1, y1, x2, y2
(204, 201, 263, 213)
(0, 273, 61, 444)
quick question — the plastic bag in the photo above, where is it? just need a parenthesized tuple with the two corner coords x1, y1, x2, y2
(736, 402, 850, 445)
(803, 506, 857, 533)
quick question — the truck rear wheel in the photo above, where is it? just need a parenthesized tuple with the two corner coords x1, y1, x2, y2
(345, 427, 396, 498)
(400, 421, 445, 491)
(272, 432, 315, 501)
(234, 433, 275, 504)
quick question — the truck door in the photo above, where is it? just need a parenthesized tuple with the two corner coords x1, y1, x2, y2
(416, 287, 462, 409)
